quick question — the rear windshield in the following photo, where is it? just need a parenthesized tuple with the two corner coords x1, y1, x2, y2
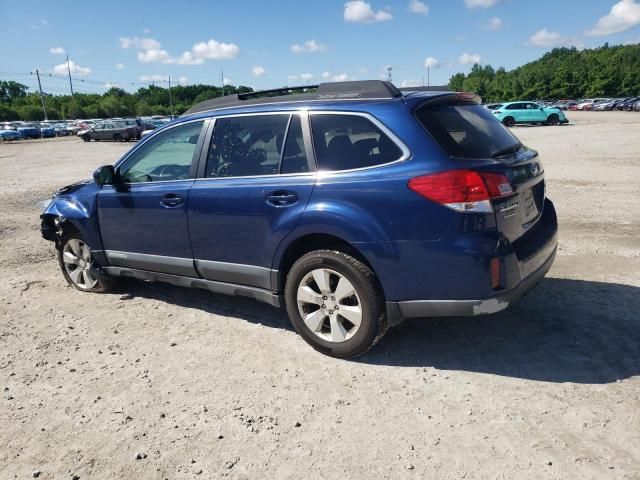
(415, 104, 520, 159)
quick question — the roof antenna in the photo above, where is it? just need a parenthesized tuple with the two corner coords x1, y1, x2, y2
(386, 66, 393, 84)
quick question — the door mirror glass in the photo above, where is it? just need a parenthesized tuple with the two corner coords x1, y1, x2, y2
(93, 165, 115, 186)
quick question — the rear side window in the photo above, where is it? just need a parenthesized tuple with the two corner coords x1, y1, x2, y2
(206, 114, 289, 178)
(310, 114, 402, 171)
(415, 104, 520, 159)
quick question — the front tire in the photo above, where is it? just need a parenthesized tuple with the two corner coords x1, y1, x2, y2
(284, 250, 388, 358)
(81, 134, 90, 142)
(113, 133, 122, 142)
(58, 233, 114, 293)
(502, 116, 515, 127)
(546, 114, 560, 126)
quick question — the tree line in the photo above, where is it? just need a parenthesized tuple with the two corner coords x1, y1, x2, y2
(448, 43, 640, 102)
(0, 82, 253, 121)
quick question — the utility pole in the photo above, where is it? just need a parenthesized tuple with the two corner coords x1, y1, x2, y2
(386, 66, 393, 83)
(427, 65, 430, 87)
(220, 69, 225, 96)
(35, 69, 48, 121)
(66, 55, 74, 95)
(168, 75, 174, 119)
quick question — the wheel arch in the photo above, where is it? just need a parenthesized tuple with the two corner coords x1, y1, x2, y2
(41, 194, 104, 255)
(273, 231, 397, 301)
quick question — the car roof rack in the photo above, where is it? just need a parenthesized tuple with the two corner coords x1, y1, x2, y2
(183, 80, 402, 116)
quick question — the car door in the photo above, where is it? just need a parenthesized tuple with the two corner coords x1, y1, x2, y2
(188, 112, 316, 290)
(526, 103, 546, 122)
(97, 119, 207, 276)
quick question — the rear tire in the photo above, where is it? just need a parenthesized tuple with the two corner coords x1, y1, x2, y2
(81, 134, 90, 142)
(546, 114, 560, 126)
(502, 116, 515, 127)
(57, 232, 115, 293)
(284, 250, 388, 358)
(113, 133, 122, 142)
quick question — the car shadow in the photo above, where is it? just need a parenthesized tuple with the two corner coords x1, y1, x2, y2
(118, 277, 639, 384)
(362, 278, 640, 384)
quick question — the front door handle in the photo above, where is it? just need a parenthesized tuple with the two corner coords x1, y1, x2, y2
(160, 193, 184, 208)
(266, 191, 298, 207)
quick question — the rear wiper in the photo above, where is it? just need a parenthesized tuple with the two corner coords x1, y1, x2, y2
(492, 143, 523, 158)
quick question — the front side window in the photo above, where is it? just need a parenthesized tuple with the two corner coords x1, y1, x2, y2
(310, 114, 402, 171)
(118, 121, 203, 183)
(205, 114, 289, 178)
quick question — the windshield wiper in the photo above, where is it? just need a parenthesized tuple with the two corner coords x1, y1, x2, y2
(492, 143, 523, 158)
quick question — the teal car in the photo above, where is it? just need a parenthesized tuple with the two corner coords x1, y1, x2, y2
(491, 101, 568, 127)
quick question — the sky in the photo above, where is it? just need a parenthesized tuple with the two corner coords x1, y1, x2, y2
(1, 0, 639, 95)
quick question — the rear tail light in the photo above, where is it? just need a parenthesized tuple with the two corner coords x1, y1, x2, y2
(408, 169, 513, 213)
(490, 257, 501, 289)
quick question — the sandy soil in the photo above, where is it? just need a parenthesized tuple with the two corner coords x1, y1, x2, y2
(1, 111, 639, 479)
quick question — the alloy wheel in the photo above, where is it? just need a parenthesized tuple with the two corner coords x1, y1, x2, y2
(296, 268, 362, 343)
(62, 239, 98, 290)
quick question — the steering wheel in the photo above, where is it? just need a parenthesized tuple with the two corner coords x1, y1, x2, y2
(154, 164, 187, 179)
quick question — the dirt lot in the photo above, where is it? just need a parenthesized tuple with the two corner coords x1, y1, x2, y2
(1, 111, 639, 479)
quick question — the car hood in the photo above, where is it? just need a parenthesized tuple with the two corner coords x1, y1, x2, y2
(55, 179, 95, 196)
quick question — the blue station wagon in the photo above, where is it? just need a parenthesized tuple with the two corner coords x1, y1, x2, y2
(41, 81, 558, 358)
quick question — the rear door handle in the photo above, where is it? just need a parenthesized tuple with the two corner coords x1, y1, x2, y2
(266, 191, 298, 207)
(160, 193, 184, 208)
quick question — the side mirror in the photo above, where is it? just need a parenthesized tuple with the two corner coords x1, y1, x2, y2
(93, 165, 116, 186)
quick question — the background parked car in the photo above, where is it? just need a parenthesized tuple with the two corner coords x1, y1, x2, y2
(53, 123, 72, 136)
(15, 123, 42, 139)
(79, 121, 136, 142)
(492, 101, 568, 126)
(0, 124, 21, 141)
(39, 124, 56, 138)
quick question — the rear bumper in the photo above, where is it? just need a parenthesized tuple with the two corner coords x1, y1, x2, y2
(386, 199, 558, 324)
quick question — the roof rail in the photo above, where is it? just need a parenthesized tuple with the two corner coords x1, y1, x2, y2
(399, 85, 450, 92)
(183, 80, 402, 116)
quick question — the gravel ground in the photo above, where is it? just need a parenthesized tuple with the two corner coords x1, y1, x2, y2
(1, 111, 639, 479)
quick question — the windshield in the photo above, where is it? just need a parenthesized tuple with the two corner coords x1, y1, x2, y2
(415, 104, 521, 159)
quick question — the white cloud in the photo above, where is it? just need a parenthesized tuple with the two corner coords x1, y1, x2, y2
(586, 0, 640, 36)
(458, 52, 482, 65)
(291, 39, 327, 53)
(321, 72, 331, 79)
(50, 47, 65, 55)
(465, 0, 500, 8)
(223, 77, 232, 86)
(331, 73, 352, 82)
(484, 16, 503, 31)
(138, 49, 172, 63)
(178, 76, 188, 85)
(344, 1, 393, 23)
(300, 73, 315, 81)
(53, 61, 91, 76)
(251, 65, 267, 77)
(409, 0, 429, 15)
(190, 39, 239, 60)
(121, 36, 239, 65)
(526, 29, 582, 48)
(119, 36, 161, 50)
(41, 19, 49, 25)
(105, 82, 119, 89)
(425, 56, 440, 68)
(143, 27, 151, 34)
(115, 63, 125, 70)
(401, 79, 421, 87)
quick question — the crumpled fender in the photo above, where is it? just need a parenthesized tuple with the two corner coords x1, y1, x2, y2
(41, 180, 103, 251)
